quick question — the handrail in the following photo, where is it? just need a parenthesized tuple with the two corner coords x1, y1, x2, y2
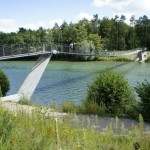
(0, 43, 95, 58)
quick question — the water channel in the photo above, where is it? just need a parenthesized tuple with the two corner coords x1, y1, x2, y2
(0, 61, 150, 106)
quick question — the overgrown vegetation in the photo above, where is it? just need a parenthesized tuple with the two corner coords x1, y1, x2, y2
(0, 104, 150, 150)
(135, 80, 150, 122)
(0, 69, 10, 96)
(145, 56, 150, 63)
(18, 96, 33, 106)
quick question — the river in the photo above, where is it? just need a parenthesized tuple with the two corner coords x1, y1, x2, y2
(0, 61, 150, 106)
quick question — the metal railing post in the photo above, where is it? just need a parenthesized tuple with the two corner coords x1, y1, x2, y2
(42, 43, 45, 52)
(61, 44, 63, 52)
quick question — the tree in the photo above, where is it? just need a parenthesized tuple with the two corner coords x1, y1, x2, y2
(88, 34, 103, 50)
(127, 15, 136, 49)
(91, 14, 100, 34)
(0, 69, 10, 96)
(99, 17, 115, 50)
(135, 15, 150, 49)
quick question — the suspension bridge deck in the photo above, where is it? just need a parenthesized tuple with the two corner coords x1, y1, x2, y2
(0, 43, 143, 61)
(0, 43, 95, 60)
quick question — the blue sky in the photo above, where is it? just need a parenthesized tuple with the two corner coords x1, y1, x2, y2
(0, 0, 150, 32)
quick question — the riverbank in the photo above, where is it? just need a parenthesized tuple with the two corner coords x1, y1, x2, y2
(1, 101, 150, 132)
(1, 101, 150, 149)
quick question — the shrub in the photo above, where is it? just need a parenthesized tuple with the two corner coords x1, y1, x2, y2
(145, 56, 150, 63)
(0, 69, 10, 96)
(86, 71, 134, 115)
(135, 80, 150, 121)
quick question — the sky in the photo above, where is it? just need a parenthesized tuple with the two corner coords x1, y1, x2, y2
(0, 0, 150, 33)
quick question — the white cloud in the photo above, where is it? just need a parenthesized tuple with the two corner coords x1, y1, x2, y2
(91, 0, 150, 19)
(0, 19, 65, 32)
(0, 19, 18, 32)
(48, 19, 64, 28)
(0, 19, 16, 26)
(91, 0, 132, 11)
(74, 12, 93, 22)
(25, 21, 46, 30)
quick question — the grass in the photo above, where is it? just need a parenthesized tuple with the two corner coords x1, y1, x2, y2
(17, 96, 33, 106)
(1, 103, 150, 150)
(98, 56, 132, 62)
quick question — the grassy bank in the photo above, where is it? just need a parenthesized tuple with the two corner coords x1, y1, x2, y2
(97, 56, 133, 62)
(0, 103, 150, 150)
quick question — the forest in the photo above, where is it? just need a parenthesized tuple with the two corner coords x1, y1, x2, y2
(0, 14, 150, 51)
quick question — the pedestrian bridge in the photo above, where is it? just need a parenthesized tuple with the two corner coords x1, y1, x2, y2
(0, 43, 94, 60)
(0, 43, 146, 102)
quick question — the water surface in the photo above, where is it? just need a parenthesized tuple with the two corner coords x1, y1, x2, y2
(0, 61, 150, 106)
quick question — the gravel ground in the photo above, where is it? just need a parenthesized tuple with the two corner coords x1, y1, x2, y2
(1, 101, 150, 133)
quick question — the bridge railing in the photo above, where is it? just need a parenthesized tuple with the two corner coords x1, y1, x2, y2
(0, 43, 95, 57)
(100, 48, 143, 57)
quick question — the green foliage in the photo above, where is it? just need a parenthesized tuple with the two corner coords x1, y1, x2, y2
(0, 69, 10, 96)
(113, 56, 132, 62)
(88, 33, 103, 50)
(0, 104, 150, 149)
(0, 106, 16, 145)
(0, 87, 2, 97)
(80, 100, 106, 116)
(145, 56, 150, 63)
(98, 56, 132, 62)
(135, 80, 150, 121)
(1, 14, 150, 50)
(18, 96, 33, 106)
(61, 101, 77, 113)
(86, 71, 134, 115)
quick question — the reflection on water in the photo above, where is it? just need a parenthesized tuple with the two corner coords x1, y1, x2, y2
(0, 61, 150, 106)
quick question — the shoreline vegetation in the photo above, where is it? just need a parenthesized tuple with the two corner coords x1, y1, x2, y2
(0, 100, 150, 149)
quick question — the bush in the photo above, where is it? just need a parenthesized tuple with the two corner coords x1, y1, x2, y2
(85, 71, 134, 115)
(135, 80, 150, 121)
(145, 56, 150, 63)
(0, 69, 10, 96)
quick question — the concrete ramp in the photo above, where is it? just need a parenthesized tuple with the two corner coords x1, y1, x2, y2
(1, 94, 21, 102)
(18, 54, 52, 99)
(1, 53, 52, 102)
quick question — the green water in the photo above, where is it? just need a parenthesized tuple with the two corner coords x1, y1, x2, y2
(0, 61, 150, 106)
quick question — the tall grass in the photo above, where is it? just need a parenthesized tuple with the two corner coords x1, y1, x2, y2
(0, 104, 150, 150)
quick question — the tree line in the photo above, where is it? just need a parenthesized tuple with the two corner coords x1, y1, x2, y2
(0, 14, 150, 51)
